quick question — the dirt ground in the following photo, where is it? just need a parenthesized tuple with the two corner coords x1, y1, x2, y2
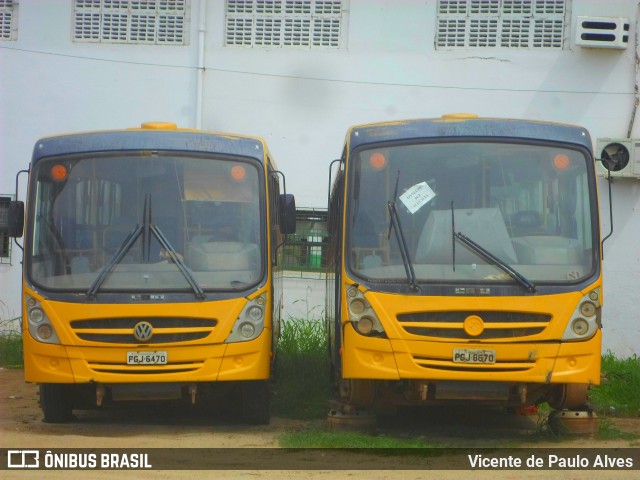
(1, 367, 638, 480)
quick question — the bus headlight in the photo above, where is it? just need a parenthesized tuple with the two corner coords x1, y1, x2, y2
(356, 317, 374, 335)
(26, 295, 61, 344)
(239, 322, 256, 339)
(347, 286, 386, 337)
(29, 308, 45, 323)
(225, 294, 266, 343)
(562, 289, 601, 341)
(579, 301, 596, 318)
(571, 318, 589, 336)
(37, 324, 54, 340)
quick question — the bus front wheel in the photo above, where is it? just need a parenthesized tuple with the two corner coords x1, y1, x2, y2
(39, 384, 74, 423)
(241, 381, 271, 425)
(546, 384, 589, 410)
(339, 379, 375, 408)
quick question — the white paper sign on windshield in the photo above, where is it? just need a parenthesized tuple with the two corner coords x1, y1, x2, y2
(399, 182, 436, 214)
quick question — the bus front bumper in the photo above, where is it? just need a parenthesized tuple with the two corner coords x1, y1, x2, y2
(342, 324, 601, 386)
(23, 332, 271, 384)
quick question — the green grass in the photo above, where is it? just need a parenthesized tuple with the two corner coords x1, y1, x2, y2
(280, 430, 440, 449)
(0, 316, 23, 368)
(272, 317, 330, 419)
(597, 418, 640, 441)
(589, 351, 640, 417)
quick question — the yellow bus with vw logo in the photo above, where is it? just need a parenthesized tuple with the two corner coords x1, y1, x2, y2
(8, 122, 296, 424)
(326, 115, 603, 414)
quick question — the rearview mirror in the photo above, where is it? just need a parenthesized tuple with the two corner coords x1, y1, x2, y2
(279, 194, 296, 235)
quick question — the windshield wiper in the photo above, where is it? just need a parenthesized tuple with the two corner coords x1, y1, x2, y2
(87, 223, 142, 299)
(453, 231, 536, 293)
(387, 171, 420, 292)
(151, 223, 205, 300)
(87, 194, 205, 300)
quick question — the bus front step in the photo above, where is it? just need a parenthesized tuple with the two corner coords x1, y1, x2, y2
(96, 383, 198, 405)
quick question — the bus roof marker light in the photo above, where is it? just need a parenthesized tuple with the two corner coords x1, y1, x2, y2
(553, 153, 571, 170)
(50, 164, 69, 181)
(231, 165, 247, 181)
(369, 152, 387, 170)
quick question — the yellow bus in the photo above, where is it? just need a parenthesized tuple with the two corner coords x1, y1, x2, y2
(8, 122, 296, 424)
(326, 115, 602, 412)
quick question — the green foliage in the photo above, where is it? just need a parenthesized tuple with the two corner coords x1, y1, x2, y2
(272, 317, 330, 419)
(589, 351, 640, 417)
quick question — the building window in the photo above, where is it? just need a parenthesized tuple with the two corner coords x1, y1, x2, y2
(73, 0, 190, 45)
(0, 196, 12, 263)
(225, 0, 347, 49)
(0, 0, 18, 41)
(436, 0, 567, 49)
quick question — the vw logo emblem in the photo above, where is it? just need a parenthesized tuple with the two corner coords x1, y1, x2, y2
(133, 321, 154, 342)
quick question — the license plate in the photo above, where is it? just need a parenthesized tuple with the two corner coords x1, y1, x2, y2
(453, 348, 496, 364)
(127, 351, 168, 365)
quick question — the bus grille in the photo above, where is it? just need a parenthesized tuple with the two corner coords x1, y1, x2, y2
(397, 311, 550, 340)
(70, 317, 217, 345)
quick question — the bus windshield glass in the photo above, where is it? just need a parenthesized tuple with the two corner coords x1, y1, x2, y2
(29, 153, 264, 293)
(348, 141, 596, 286)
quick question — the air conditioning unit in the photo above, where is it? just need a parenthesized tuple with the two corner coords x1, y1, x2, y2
(575, 16, 629, 49)
(595, 138, 640, 178)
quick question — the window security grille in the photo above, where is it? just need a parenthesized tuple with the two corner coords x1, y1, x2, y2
(436, 0, 566, 49)
(73, 0, 189, 45)
(225, 0, 346, 48)
(0, 196, 12, 263)
(0, 0, 18, 41)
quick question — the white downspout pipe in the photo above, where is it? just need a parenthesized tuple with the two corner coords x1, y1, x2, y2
(196, 0, 206, 129)
(626, 2, 640, 138)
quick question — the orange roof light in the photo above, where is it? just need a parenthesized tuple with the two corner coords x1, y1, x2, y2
(553, 153, 571, 170)
(441, 113, 478, 120)
(140, 122, 177, 130)
(231, 165, 246, 181)
(50, 164, 68, 181)
(369, 151, 387, 170)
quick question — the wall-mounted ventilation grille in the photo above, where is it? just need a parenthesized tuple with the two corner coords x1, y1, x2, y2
(575, 16, 629, 50)
(73, 0, 189, 45)
(225, 0, 347, 48)
(0, 0, 18, 41)
(436, 0, 566, 49)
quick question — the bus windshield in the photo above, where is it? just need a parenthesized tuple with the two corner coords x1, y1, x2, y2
(29, 153, 264, 293)
(348, 141, 597, 286)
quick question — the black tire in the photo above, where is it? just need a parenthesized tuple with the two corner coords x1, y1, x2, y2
(40, 384, 74, 423)
(241, 380, 271, 425)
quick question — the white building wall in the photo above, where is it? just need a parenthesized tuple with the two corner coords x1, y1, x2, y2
(1, 0, 638, 356)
